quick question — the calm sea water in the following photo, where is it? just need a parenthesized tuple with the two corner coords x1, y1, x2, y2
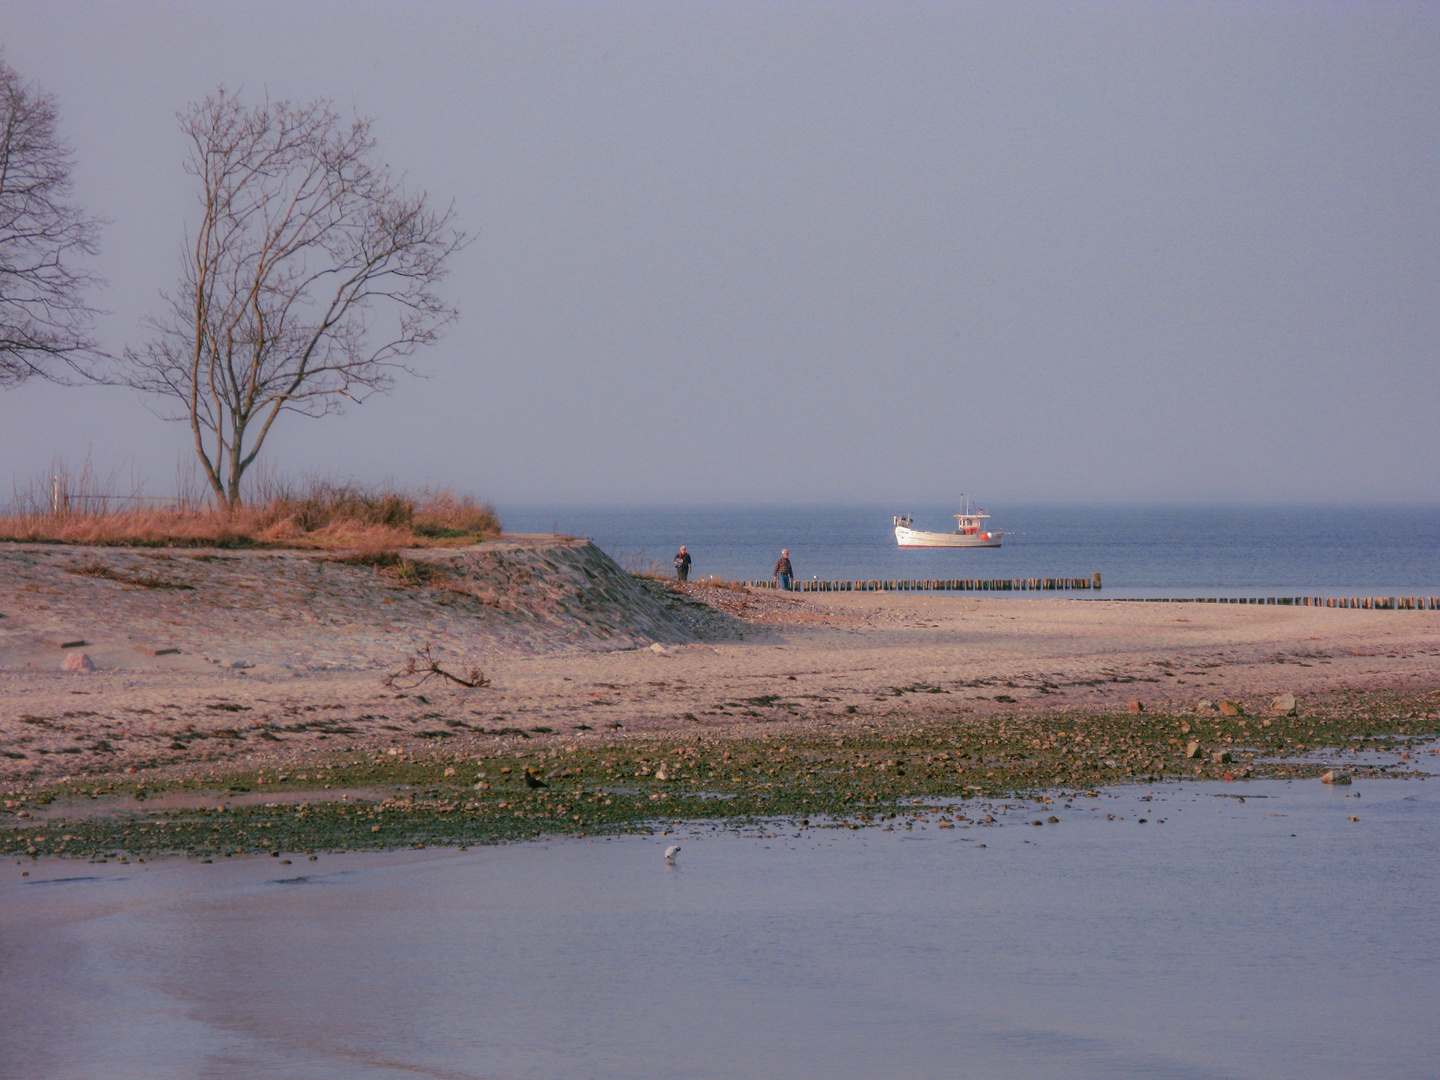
(3, 776, 1435, 1080)
(502, 504, 1440, 599)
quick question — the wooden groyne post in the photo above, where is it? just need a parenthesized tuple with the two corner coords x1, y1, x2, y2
(731, 580, 1440, 608)
(1093, 596, 1440, 609)
(743, 575, 1100, 593)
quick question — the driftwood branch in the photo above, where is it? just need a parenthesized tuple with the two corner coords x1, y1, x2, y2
(383, 642, 489, 690)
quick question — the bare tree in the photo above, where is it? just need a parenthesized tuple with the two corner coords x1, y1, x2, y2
(125, 89, 467, 507)
(0, 55, 103, 386)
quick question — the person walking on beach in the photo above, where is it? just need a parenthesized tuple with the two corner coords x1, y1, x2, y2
(674, 545, 691, 582)
(773, 549, 793, 591)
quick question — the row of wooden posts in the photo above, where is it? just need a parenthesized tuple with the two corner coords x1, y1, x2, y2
(744, 574, 1102, 592)
(736, 576, 1439, 608)
(1105, 596, 1440, 609)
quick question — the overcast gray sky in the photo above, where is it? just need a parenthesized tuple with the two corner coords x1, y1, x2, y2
(2, 1, 1436, 507)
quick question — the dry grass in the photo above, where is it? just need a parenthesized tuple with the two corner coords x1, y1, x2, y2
(607, 545, 674, 580)
(67, 559, 196, 590)
(0, 477, 502, 550)
(335, 548, 455, 587)
(413, 490, 501, 539)
(691, 576, 747, 590)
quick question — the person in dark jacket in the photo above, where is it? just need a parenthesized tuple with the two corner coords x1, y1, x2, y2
(674, 545, 691, 582)
(773, 549, 793, 591)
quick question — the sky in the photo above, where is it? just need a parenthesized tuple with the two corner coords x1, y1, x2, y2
(1, 1, 1437, 509)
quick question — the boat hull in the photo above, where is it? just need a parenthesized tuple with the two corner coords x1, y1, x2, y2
(895, 526, 1002, 549)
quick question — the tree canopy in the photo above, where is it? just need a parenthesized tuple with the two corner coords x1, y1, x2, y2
(124, 89, 467, 506)
(0, 55, 103, 387)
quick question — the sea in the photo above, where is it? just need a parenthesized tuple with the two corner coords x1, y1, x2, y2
(501, 503, 1440, 599)
(4, 777, 1436, 1080)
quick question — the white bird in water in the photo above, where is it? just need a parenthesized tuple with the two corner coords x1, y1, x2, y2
(665, 845, 681, 864)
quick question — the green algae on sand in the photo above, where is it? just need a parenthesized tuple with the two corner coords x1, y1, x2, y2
(3, 698, 1435, 860)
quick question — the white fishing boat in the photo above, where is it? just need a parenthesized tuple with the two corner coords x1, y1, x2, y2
(893, 499, 1003, 548)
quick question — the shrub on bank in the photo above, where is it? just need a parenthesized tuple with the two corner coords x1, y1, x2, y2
(413, 489, 501, 539)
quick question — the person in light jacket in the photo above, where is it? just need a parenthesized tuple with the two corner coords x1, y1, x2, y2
(673, 545, 691, 582)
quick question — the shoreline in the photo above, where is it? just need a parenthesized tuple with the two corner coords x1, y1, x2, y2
(2, 539, 1437, 857)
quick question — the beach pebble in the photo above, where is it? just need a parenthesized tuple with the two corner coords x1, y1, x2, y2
(61, 650, 95, 672)
(1195, 699, 1217, 713)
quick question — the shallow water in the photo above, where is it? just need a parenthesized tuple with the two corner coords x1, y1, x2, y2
(2, 778, 1436, 1080)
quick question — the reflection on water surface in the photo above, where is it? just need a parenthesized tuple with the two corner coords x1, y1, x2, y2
(2, 779, 1436, 1080)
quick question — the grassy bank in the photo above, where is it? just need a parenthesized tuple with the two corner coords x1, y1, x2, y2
(4, 695, 1434, 861)
(0, 479, 500, 549)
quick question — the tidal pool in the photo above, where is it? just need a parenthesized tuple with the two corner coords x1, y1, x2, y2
(2, 777, 1435, 1080)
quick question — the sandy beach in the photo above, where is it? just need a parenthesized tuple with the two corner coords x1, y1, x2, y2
(2, 537, 1437, 789)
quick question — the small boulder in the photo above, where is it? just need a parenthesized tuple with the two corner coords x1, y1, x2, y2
(1127, 699, 1145, 713)
(1211, 750, 1233, 764)
(1195, 699, 1217, 713)
(1219, 700, 1243, 717)
(1184, 740, 1202, 759)
(1270, 693, 1298, 717)
(1320, 769, 1352, 785)
(61, 651, 95, 672)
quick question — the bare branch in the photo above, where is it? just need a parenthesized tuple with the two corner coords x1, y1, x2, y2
(121, 88, 468, 505)
(382, 642, 490, 691)
(0, 53, 105, 386)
